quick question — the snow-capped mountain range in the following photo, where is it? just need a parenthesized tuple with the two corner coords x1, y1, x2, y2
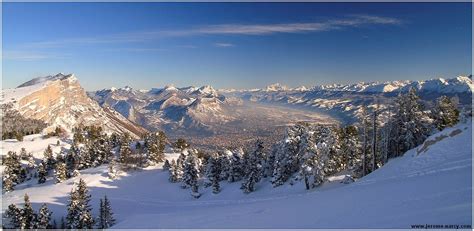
(221, 75, 473, 124)
(222, 75, 473, 94)
(89, 84, 235, 135)
(2, 73, 472, 141)
(1, 73, 147, 138)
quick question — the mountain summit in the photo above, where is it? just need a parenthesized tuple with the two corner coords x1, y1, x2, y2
(2, 73, 147, 138)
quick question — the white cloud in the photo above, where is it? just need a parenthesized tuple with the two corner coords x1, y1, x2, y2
(2, 51, 66, 61)
(214, 43, 235, 47)
(9, 15, 403, 54)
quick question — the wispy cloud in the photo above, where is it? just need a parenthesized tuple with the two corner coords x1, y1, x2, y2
(106, 47, 165, 52)
(2, 51, 67, 61)
(214, 43, 235, 48)
(7, 15, 402, 58)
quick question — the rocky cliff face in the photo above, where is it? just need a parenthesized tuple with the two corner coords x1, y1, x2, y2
(2, 73, 147, 138)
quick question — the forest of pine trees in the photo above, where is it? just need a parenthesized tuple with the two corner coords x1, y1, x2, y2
(164, 89, 464, 196)
(3, 179, 115, 229)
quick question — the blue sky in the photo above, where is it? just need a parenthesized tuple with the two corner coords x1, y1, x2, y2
(2, 3, 472, 90)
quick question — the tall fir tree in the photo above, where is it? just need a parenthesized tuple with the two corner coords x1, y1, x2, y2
(36, 203, 52, 229)
(99, 195, 116, 229)
(37, 161, 48, 184)
(55, 160, 68, 183)
(147, 131, 167, 164)
(241, 140, 265, 193)
(20, 194, 37, 229)
(432, 95, 460, 131)
(43, 145, 56, 171)
(66, 179, 95, 229)
(4, 204, 21, 228)
(206, 156, 221, 194)
(182, 154, 200, 198)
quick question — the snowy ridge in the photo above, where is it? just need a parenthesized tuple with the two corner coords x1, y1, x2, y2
(90, 84, 232, 133)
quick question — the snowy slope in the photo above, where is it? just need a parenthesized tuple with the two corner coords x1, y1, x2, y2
(1, 121, 471, 228)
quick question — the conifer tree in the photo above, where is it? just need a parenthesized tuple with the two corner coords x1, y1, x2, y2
(432, 95, 460, 131)
(37, 161, 48, 184)
(168, 159, 179, 183)
(43, 145, 56, 170)
(66, 179, 94, 229)
(55, 161, 68, 183)
(36, 203, 52, 229)
(20, 194, 37, 229)
(147, 131, 166, 164)
(66, 144, 79, 177)
(241, 140, 265, 193)
(182, 154, 200, 198)
(119, 134, 132, 166)
(99, 195, 115, 229)
(3, 173, 15, 192)
(4, 204, 21, 228)
(228, 149, 244, 182)
(3, 151, 22, 191)
(206, 156, 221, 193)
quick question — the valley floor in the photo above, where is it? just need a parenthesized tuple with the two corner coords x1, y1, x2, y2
(1, 122, 472, 228)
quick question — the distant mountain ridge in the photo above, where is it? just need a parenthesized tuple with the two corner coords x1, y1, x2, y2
(221, 75, 473, 94)
(89, 84, 234, 135)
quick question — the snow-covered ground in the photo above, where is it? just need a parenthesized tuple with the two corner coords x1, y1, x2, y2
(1, 122, 472, 228)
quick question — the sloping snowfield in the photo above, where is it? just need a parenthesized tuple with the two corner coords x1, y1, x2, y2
(1, 122, 472, 228)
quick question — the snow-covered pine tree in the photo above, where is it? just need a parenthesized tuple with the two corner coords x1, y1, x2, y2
(55, 160, 68, 183)
(176, 152, 186, 170)
(241, 140, 265, 193)
(20, 148, 28, 160)
(432, 95, 460, 131)
(118, 134, 132, 167)
(337, 125, 359, 170)
(2, 174, 15, 192)
(99, 195, 115, 228)
(37, 161, 48, 184)
(217, 152, 230, 181)
(27, 153, 36, 170)
(228, 148, 244, 182)
(66, 179, 94, 229)
(147, 131, 167, 164)
(66, 144, 79, 178)
(79, 145, 93, 170)
(297, 129, 318, 190)
(20, 194, 37, 229)
(4, 204, 21, 228)
(36, 203, 52, 229)
(271, 125, 304, 187)
(43, 145, 56, 171)
(182, 154, 200, 198)
(168, 159, 179, 183)
(206, 156, 221, 193)
(393, 88, 430, 155)
(108, 159, 118, 179)
(3, 151, 22, 191)
(173, 138, 189, 152)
